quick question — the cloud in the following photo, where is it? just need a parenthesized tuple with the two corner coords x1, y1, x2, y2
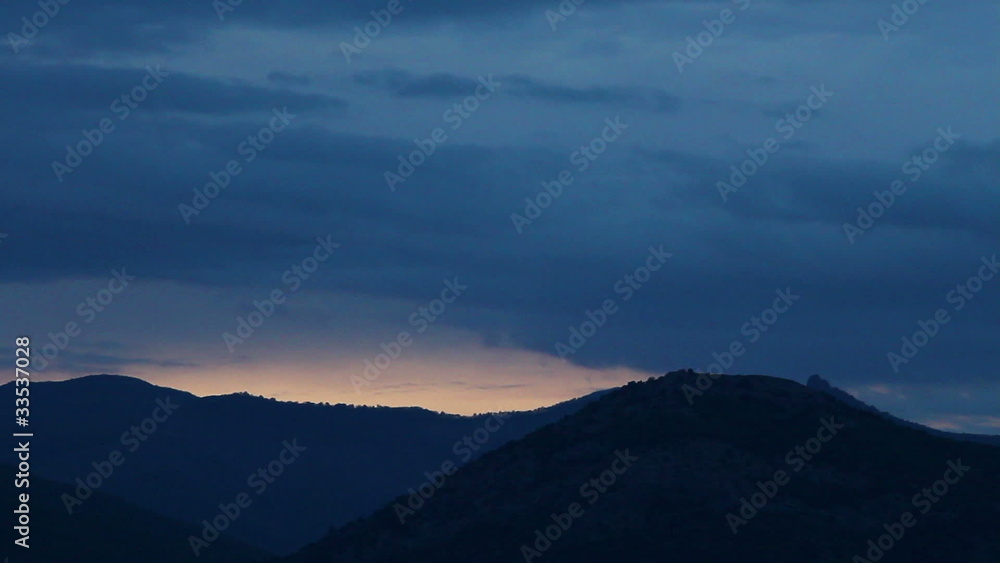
(353, 68, 475, 98)
(502, 74, 681, 112)
(0, 61, 347, 117)
(1, 0, 999, 420)
(353, 68, 681, 112)
(49, 350, 199, 376)
(267, 71, 313, 86)
(2, 84, 999, 379)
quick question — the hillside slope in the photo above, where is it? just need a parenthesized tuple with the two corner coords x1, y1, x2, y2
(806, 374, 1000, 446)
(1, 465, 268, 563)
(283, 371, 1000, 562)
(2, 375, 605, 555)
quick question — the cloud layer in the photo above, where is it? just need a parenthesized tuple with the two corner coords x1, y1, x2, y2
(2, 0, 997, 425)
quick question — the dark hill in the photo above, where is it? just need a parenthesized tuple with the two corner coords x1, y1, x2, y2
(0, 465, 268, 563)
(3, 375, 606, 555)
(282, 371, 1000, 563)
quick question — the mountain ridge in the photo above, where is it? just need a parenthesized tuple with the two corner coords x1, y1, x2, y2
(280, 371, 1000, 562)
(805, 374, 1000, 446)
(2, 374, 610, 555)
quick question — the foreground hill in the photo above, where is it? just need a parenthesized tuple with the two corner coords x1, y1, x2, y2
(1, 465, 268, 563)
(3, 375, 604, 555)
(283, 371, 1000, 562)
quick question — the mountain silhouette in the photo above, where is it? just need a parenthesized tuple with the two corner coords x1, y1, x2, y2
(806, 374, 1000, 446)
(3, 374, 606, 555)
(1, 464, 268, 562)
(281, 371, 1000, 562)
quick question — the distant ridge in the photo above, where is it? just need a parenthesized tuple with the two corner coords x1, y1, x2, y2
(1, 374, 608, 555)
(806, 374, 1000, 447)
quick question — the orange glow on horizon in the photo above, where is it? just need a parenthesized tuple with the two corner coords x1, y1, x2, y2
(33, 347, 653, 415)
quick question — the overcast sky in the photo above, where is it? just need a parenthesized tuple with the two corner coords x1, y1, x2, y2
(1, 0, 998, 429)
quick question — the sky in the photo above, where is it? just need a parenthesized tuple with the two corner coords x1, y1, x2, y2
(1, 0, 998, 429)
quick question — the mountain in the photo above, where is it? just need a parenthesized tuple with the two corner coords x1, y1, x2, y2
(806, 374, 1000, 447)
(1, 465, 268, 563)
(4, 375, 606, 555)
(282, 371, 1000, 562)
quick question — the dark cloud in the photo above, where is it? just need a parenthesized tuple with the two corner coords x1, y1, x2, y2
(0, 61, 347, 117)
(502, 74, 681, 112)
(44, 350, 199, 375)
(3, 109, 998, 383)
(1, 0, 998, 423)
(0, 0, 627, 58)
(268, 71, 314, 86)
(353, 69, 475, 98)
(353, 68, 681, 112)
(650, 139, 1000, 241)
